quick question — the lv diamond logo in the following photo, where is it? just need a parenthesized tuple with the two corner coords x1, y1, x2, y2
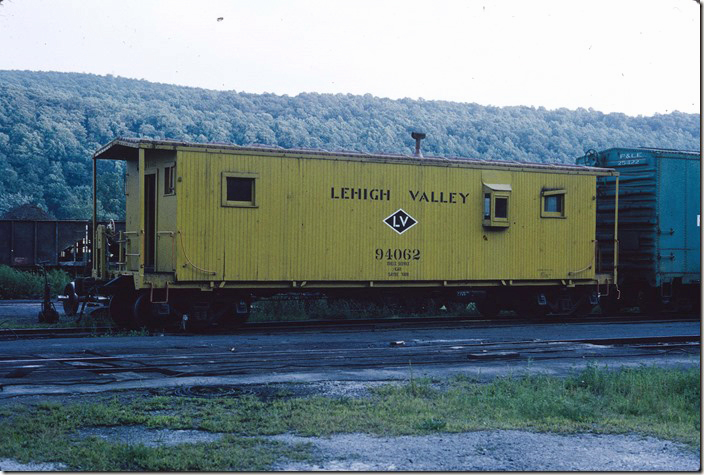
(384, 209, 417, 234)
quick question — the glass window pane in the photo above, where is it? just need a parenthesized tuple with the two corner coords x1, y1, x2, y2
(495, 197, 508, 218)
(484, 193, 491, 219)
(544, 194, 563, 213)
(164, 165, 175, 194)
(545, 195, 556, 212)
(227, 177, 253, 202)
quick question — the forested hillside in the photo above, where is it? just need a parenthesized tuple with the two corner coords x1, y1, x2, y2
(0, 70, 699, 220)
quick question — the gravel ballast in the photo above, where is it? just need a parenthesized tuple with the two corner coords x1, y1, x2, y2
(0, 459, 68, 471)
(270, 431, 700, 471)
(3, 428, 698, 471)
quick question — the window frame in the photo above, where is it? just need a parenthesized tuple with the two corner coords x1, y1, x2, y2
(221, 171, 259, 208)
(482, 183, 511, 228)
(541, 189, 567, 218)
(163, 163, 176, 196)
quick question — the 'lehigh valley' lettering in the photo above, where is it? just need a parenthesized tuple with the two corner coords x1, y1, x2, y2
(331, 187, 470, 204)
(409, 190, 469, 204)
(331, 187, 391, 201)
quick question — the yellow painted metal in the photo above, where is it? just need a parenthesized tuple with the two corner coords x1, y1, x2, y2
(94, 224, 107, 280)
(124, 160, 141, 273)
(138, 148, 145, 278)
(169, 149, 604, 286)
(145, 152, 178, 273)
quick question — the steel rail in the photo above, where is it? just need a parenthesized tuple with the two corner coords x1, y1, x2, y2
(0, 311, 698, 340)
(0, 335, 698, 386)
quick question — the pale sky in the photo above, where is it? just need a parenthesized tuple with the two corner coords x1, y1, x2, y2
(0, 0, 700, 116)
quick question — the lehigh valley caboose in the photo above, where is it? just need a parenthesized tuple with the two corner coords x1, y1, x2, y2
(88, 138, 618, 327)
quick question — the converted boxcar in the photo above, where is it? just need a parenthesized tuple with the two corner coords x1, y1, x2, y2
(90, 138, 618, 327)
(577, 147, 700, 312)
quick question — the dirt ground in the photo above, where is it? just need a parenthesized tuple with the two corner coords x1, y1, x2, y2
(0, 379, 700, 472)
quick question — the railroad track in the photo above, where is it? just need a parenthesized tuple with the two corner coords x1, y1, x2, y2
(236, 312, 700, 333)
(1, 311, 698, 340)
(0, 326, 116, 340)
(0, 329, 698, 393)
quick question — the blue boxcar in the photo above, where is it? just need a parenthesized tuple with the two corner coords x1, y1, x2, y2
(577, 147, 700, 311)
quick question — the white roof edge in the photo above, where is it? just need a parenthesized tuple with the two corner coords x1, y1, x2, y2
(483, 183, 513, 191)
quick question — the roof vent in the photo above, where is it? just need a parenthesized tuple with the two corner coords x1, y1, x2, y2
(411, 132, 426, 158)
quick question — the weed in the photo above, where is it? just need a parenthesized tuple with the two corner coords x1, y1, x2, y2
(416, 417, 447, 431)
(0, 365, 698, 470)
(0, 265, 70, 299)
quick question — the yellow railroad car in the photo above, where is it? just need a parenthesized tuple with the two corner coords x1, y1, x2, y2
(91, 138, 618, 326)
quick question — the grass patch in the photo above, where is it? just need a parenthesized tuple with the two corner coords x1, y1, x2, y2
(0, 265, 71, 299)
(0, 398, 318, 471)
(0, 365, 698, 470)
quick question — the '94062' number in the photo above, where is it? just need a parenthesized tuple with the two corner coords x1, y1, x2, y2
(375, 248, 421, 260)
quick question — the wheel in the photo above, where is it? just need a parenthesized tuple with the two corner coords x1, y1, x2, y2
(62, 283, 79, 316)
(132, 292, 152, 328)
(109, 291, 137, 327)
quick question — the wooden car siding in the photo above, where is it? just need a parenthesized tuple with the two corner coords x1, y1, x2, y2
(172, 150, 597, 284)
